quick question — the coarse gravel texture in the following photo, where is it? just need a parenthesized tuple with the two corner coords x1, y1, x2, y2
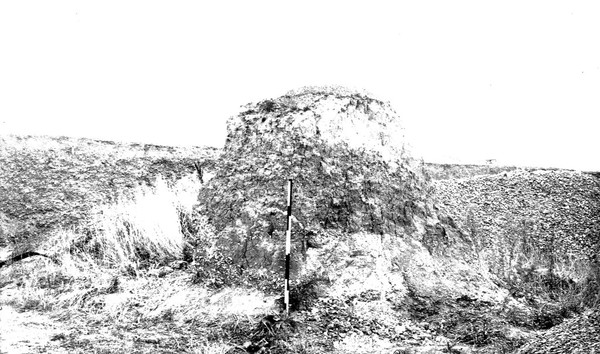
(516, 307, 600, 354)
(430, 168, 600, 353)
(431, 169, 600, 264)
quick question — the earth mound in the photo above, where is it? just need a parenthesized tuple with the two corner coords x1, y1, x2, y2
(197, 86, 484, 296)
(193, 87, 600, 351)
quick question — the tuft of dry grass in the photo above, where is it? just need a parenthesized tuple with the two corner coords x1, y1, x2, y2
(0, 172, 283, 353)
(79, 174, 202, 271)
(2, 174, 204, 309)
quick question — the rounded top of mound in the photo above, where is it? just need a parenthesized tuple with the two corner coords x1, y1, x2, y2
(284, 85, 376, 98)
(226, 86, 414, 163)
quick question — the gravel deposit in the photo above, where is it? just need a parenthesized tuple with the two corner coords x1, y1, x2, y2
(431, 169, 600, 263)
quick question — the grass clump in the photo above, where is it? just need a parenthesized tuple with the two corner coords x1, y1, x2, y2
(1, 174, 203, 312)
(79, 174, 201, 272)
(0, 172, 284, 353)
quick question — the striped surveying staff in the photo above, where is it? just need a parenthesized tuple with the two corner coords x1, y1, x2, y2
(284, 179, 293, 315)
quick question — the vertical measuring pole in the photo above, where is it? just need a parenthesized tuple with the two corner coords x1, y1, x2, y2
(284, 179, 293, 315)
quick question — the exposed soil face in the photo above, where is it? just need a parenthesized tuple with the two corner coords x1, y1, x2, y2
(196, 86, 471, 286)
(0, 134, 217, 248)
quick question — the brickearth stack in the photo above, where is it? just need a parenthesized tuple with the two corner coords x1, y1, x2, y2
(196, 86, 495, 302)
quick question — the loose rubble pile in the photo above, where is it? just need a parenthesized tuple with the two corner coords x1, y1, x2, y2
(431, 169, 600, 266)
(516, 307, 600, 354)
(431, 167, 600, 353)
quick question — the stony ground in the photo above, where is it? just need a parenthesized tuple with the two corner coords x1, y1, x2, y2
(430, 168, 600, 353)
(0, 251, 567, 354)
(516, 308, 600, 354)
(0, 277, 511, 353)
(431, 169, 600, 261)
(0, 305, 69, 354)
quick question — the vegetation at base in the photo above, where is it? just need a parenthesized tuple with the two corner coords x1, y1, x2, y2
(466, 211, 600, 310)
(80, 175, 198, 271)
(0, 174, 270, 353)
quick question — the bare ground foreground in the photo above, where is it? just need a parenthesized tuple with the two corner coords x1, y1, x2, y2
(0, 259, 529, 354)
(2, 257, 597, 353)
(0, 303, 68, 354)
(0, 258, 273, 354)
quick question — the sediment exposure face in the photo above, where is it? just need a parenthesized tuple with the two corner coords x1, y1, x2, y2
(197, 86, 437, 276)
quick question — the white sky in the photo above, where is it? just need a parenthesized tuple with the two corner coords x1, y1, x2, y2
(1, 1, 598, 171)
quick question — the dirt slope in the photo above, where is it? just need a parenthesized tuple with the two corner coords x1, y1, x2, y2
(0, 134, 217, 248)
